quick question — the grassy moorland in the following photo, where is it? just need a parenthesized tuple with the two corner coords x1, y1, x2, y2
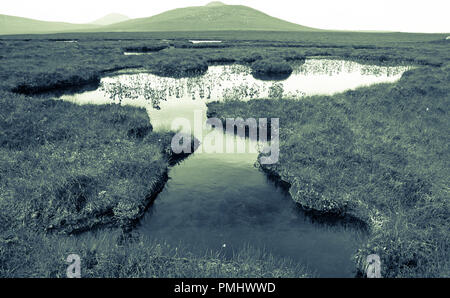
(0, 31, 448, 277)
(0, 33, 316, 277)
(207, 39, 449, 277)
(0, 92, 175, 234)
(0, 81, 308, 279)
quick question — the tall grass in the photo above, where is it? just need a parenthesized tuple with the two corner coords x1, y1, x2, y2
(0, 229, 310, 278)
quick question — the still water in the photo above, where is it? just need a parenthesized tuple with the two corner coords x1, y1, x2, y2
(189, 40, 223, 44)
(60, 59, 411, 277)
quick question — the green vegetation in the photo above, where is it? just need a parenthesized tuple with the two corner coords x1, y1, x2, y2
(1, 230, 310, 278)
(124, 44, 169, 53)
(0, 91, 174, 234)
(0, 34, 319, 277)
(207, 64, 450, 277)
(251, 58, 294, 80)
(150, 55, 209, 78)
(101, 2, 317, 32)
(0, 2, 317, 35)
(240, 51, 264, 63)
(0, 30, 448, 277)
(0, 90, 307, 278)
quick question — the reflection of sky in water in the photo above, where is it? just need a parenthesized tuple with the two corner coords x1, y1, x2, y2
(60, 59, 411, 132)
(123, 52, 153, 56)
(58, 58, 408, 277)
(189, 40, 222, 44)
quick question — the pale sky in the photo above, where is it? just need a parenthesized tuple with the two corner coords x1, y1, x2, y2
(1, 0, 449, 33)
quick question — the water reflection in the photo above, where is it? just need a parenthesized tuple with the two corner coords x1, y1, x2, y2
(58, 59, 411, 277)
(105, 59, 410, 105)
(61, 59, 411, 131)
(189, 40, 222, 44)
(123, 52, 153, 56)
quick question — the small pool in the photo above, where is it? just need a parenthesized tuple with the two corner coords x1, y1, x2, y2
(189, 40, 223, 44)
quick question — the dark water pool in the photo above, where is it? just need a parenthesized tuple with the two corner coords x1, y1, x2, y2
(138, 149, 366, 277)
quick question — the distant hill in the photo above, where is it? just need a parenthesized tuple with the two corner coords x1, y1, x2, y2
(0, 2, 318, 35)
(90, 13, 130, 26)
(103, 2, 317, 32)
(0, 14, 100, 35)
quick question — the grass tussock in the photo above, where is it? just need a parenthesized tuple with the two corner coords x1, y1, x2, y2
(124, 44, 169, 53)
(251, 58, 294, 80)
(149, 55, 209, 78)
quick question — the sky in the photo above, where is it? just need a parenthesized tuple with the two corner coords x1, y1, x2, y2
(1, 0, 449, 33)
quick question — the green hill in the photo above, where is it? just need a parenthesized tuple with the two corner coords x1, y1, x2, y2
(104, 2, 317, 32)
(0, 14, 100, 35)
(0, 2, 318, 35)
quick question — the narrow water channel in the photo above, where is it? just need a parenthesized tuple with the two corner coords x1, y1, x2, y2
(59, 59, 411, 277)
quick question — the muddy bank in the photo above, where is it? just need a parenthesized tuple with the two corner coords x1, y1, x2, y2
(46, 171, 170, 234)
(259, 165, 369, 229)
(45, 134, 198, 235)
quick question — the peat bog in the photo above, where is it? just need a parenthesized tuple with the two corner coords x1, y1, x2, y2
(0, 31, 448, 278)
(56, 58, 410, 277)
